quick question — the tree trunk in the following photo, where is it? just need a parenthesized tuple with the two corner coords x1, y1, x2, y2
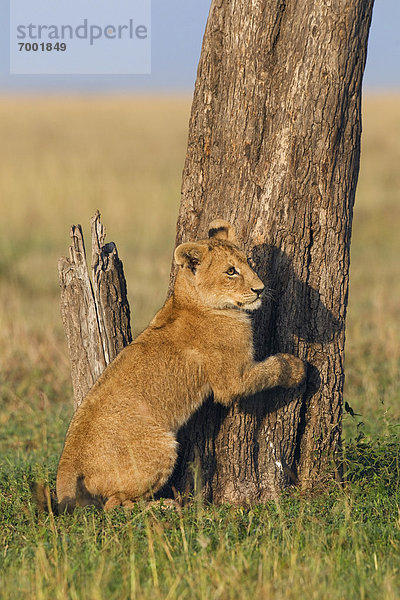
(59, 211, 132, 410)
(168, 0, 374, 503)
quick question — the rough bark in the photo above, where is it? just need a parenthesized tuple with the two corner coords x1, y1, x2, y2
(59, 211, 132, 409)
(91, 212, 132, 365)
(168, 0, 374, 503)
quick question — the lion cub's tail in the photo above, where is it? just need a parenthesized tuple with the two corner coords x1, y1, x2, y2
(31, 479, 78, 515)
(31, 481, 59, 515)
(32, 477, 103, 515)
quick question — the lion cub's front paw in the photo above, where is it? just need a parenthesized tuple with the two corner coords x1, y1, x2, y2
(276, 353, 306, 388)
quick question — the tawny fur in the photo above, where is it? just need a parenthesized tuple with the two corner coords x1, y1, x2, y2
(56, 220, 305, 512)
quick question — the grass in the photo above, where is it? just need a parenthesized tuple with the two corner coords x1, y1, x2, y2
(1, 467, 399, 599)
(0, 94, 399, 598)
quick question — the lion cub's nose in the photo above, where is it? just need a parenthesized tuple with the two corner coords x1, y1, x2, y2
(251, 286, 265, 297)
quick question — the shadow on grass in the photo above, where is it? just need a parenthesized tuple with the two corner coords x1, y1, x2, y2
(340, 430, 400, 494)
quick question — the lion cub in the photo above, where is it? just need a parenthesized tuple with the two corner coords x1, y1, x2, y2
(56, 220, 305, 512)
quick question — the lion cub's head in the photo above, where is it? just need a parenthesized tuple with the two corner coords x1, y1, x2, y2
(174, 220, 265, 312)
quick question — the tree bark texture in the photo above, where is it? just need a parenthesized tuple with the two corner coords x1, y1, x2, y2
(168, 0, 374, 503)
(59, 211, 132, 410)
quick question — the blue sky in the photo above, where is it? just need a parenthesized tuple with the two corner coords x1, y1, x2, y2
(0, 0, 398, 92)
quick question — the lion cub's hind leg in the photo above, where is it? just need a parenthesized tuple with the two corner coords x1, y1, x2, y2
(103, 494, 135, 511)
(100, 429, 178, 511)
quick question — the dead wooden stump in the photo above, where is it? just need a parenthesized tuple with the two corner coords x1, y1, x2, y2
(58, 211, 132, 410)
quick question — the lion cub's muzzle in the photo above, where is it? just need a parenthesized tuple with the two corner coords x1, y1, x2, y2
(251, 285, 265, 298)
(237, 285, 265, 310)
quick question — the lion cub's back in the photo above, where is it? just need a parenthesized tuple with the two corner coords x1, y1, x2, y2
(66, 323, 206, 435)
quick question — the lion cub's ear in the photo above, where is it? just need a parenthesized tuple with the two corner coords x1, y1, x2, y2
(208, 219, 238, 245)
(174, 243, 206, 274)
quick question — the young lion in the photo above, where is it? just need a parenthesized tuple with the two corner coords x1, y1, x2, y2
(55, 220, 305, 512)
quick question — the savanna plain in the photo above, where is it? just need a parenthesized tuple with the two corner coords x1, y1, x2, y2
(0, 95, 399, 599)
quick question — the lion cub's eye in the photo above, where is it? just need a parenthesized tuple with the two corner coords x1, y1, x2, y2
(226, 266, 238, 276)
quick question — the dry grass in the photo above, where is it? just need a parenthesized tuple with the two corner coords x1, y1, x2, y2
(345, 94, 400, 435)
(0, 96, 189, 420)
(0, 95, 190, 329)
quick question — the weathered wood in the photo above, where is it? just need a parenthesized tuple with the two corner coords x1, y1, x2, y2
(168, 0, 374, 503)
(91, 211, 132, 365)
(59, 212, 132, 410)
(58, 224, 106, 410)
